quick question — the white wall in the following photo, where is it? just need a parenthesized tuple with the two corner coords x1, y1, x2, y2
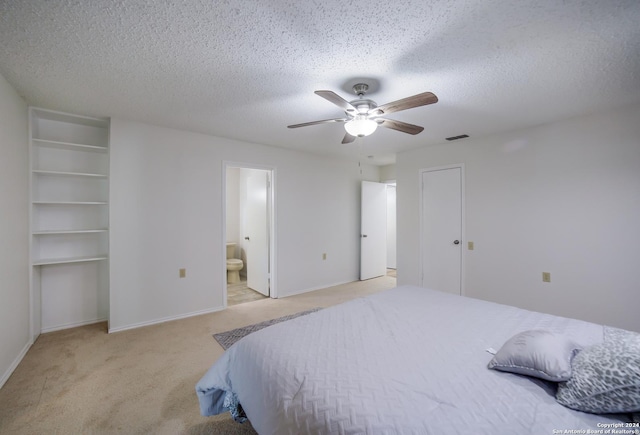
(380, 164, 396, 182)
(0, 73, 30, 387)
(397, 103, 640, 332)
(109, 119, 379, 331)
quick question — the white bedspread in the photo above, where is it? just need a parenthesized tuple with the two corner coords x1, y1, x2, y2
(196, 285, 626, 434)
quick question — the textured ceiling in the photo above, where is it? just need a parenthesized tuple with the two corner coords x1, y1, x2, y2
(1, 0, 639, 165)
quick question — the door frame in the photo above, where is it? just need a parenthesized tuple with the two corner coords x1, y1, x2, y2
(222, 161, 277, 306)
(419, 164, 465, 295)
(385, 181, 397, 271)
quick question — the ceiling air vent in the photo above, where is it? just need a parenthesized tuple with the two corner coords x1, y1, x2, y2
(445, 134, 469, 141)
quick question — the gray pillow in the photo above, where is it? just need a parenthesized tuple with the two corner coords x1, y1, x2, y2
(556, 332, 640, 414)
(488, 330, 581, 382)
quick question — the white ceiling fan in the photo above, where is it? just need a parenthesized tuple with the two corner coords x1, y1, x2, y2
(288, 83, 438, 144)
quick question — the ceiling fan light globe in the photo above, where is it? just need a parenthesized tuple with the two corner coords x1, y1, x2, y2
(345, 117, 378, 137)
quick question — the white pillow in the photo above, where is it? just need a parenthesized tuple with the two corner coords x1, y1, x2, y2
(488, 330, 581, 382)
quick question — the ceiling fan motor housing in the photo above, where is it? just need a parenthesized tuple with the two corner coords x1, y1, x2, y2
(348, 83, 378, 114)
(348, 99, 377, 115)
(352, 83, 369, 97)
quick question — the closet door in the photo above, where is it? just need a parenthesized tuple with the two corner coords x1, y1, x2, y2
(30, 108, 110, 335)
(360, 181, 387, 280)
(420, 166, 463, 295)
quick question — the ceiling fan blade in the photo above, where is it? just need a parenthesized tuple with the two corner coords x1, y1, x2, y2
(288, 118, 347, 129)
(378, 118, 424, 135)
(315, 90, 357, 113)
(341, 133, 356, 144)
(371, 91, 438, 116)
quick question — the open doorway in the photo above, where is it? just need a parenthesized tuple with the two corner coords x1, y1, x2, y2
(224, 164, 276, 306)
(386, 182, 397, 278)
(359, 180, 397, 281)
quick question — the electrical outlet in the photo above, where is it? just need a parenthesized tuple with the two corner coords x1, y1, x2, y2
(542, 272, 550, 283)
(322, 253, 327, 260)
(468, 241, 474, 250)
(179, 268, 186, 278)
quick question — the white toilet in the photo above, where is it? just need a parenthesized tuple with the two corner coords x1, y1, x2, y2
(226, 242, 244, 284)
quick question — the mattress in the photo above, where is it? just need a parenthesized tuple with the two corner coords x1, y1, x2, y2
(196, 285, 628, 434)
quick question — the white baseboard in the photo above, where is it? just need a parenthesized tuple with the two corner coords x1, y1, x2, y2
(280, 279, 355, 298)
(41, 317, 107, 334)
(0, 341, 32, 390)
(108, 306, 224, 334)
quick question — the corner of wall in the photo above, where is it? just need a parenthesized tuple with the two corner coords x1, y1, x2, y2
(0, 72, 30, 390)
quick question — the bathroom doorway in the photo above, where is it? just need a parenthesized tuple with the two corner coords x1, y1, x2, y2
(386, 182, 397, 277)
(360, 180, 397, 281)
(224, 163, 276, 306)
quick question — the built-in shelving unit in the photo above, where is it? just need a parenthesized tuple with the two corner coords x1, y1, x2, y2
(29, 107, 110, 334)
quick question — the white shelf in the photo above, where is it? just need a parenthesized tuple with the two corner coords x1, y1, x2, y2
(33, 255, 108, 266)
(30, 107, 108, 127)
(33, 201, 108, 205)
(33, 170, 108, 178)
(32, 138, 108, 153)
(33, 229, 108, 235)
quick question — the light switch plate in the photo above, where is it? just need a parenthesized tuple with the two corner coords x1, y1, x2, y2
(468, 241, 474, 250)
(179, 268, 186, 278)
(542, 272, 551, 283)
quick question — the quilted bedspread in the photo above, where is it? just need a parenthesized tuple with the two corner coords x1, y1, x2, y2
(196, 285, 627, 434)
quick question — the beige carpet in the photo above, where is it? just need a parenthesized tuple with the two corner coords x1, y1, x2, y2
(0, 275, 396, 434)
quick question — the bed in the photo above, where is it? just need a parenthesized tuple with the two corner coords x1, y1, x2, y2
(196, 285, 639, 434)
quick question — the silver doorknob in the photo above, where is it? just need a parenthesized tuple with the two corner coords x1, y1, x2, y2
(361, 234, 368, 238)
(453, 240, 460, 245)
(244, 237, 250, 241)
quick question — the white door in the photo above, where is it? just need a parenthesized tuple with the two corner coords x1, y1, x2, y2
(245, 170, 270, 296)
(360, 181, 387, 280)
(421, 167, 463, 294)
